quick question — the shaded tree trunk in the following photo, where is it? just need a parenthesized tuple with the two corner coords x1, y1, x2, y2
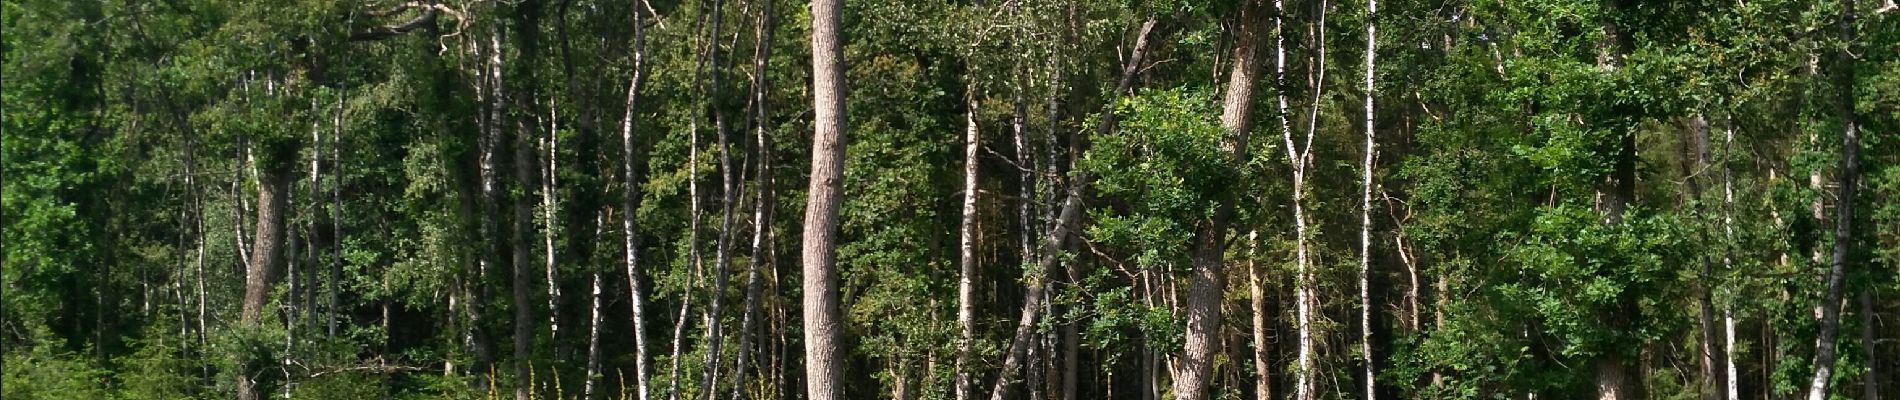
(990, 18, 1156, 400)
(730, 2, 775, 398)
(1807, 0, 1859, 397)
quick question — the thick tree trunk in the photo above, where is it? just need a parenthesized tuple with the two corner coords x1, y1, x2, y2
(1177, 3, 1263, 399)
(1807, 0, 1858, 398)
(702, 30, 738, 400)
(508, 6, 545, 399)
(803, 0, 849, 396)
(237, 152, 292, 400)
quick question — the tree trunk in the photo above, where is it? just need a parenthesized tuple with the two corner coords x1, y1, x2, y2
(1722, 117, 1739, 400)
(671, 1, 719, 396)
(803, 0, 849, 396)
(1249, 230, 1272, 400)
(956, 83, 982, 400)
(328, 89, 344, 339)
(1862, 290, 1879, 400)
(545, 100, 563, 352)
(1807, 0, 1859, 397)
(1177, 3, 1264, 399)
(731, 2, 775, 398)
(1358, 0, 1379, 395)
(990, 18, 1156, 400)
(1687, 113, 1724, 400)
(620, 1, 653, 398)
(702, 3, 738, 392)
(1593, 1, 1640, 397)
(585, 271, 605, 400)
(1278, 0, 1324, 397)
(238, 147, 291, 400)
(508, 5, 545, 398)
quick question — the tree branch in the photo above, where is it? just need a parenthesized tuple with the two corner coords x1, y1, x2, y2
(349, 2, 467, 42)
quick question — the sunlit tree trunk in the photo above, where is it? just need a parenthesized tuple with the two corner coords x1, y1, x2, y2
(956, 81, 982, 400)
(1177, 2, 1264, 399)
(620, 1, 653, 398)
(1277, 0, 1324, 397)
(803, 0, 849, 395)
(1358, 0, 1379, 395)
(238, 147, 292, 400)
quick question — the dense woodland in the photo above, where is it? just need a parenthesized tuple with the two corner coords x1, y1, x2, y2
(3, 0, 1899, 399)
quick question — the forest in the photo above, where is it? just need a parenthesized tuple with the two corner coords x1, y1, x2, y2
(2, 0, 1898, 399)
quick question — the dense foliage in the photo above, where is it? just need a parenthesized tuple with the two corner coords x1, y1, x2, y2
(2, 0, 1896, 399)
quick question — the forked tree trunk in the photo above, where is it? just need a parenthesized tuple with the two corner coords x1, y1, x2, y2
(1279, 0, 1326, 397)
(803, 0, 849, 396)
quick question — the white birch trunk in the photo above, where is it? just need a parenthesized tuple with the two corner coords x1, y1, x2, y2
(1359, 0, 1378, 396)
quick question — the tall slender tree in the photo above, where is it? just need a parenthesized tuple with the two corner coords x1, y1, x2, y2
(803, 0, 850, 396)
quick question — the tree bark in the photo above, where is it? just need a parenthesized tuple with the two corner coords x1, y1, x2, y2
(1806, 0, 1859, 397)
(544, 100, 562, 352)
(1358, 0, 1379, 395)
(1687, 113, 1724, 400)
(584, 272, 605, 400)
(803, 0, 849, 396)
(1721, 117, 1739, 400)
(956, 82, 983, 400)
(508, 5, 545, 399)
(1278, 0, 1324, 397)
(620, 1, 653, 398)
(1249, 230, 1272, 400)
(237, 150, 292, 400)
(1177, 3, 1264, 399)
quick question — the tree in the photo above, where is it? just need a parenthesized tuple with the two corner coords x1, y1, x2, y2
(802, 0, 849, 397)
